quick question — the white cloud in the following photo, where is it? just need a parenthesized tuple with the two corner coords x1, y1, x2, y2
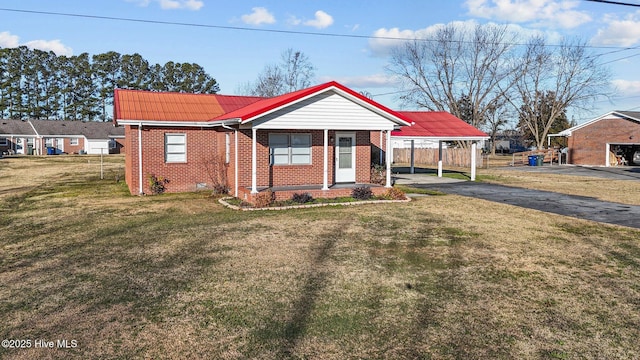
(126, 0, 203, 10)
(287, 15, 302, 26)
(319, 74, 400, 88)
(24, 39, 73, 56)
(368, 20, 563, 57)
(303, 10, 334, 29)
(612, 79, 640, 96)
(465, 0, 591, 29)
(0, 31, 20, 48)
(591, 13, 640, 46)
(0, 31, 72, 56)
(241, 7, 276, 26)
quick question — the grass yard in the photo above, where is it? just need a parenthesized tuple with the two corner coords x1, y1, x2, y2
(1, 156, 640, 359)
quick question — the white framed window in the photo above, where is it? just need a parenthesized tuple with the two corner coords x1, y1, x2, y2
(0, 137, 7, 146)
(269, 133, 311, 165)
(109, 139, 117, 149)
(165, 133, 186, 163)
(70, 138, 79, 146)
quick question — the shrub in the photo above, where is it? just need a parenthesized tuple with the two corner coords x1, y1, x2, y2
(148, 174, 169, 195)
(212, 184, 230, 195)
(384, 187, 406, 200)
(254, 190, 275, 208)
(291, 192, 314, 204)
(370, 164, 386, 185)
(351, 185, 373, 200)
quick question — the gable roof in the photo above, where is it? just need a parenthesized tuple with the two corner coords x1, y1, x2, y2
(557, 110, 640, 136)
(0, 119, 123, 139)
(215, 81, 410, 126)
(114, 82, 411, 128)
(0, 119, 36, 136)
(113, 89, 263, 122)
(392, 111, 488, 139)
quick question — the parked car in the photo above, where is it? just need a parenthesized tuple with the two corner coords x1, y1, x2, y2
(633, 150, 640, 165)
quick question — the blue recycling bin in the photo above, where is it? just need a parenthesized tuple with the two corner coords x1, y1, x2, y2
(47, 147, 55, 155)
(528, 155, 537, 166)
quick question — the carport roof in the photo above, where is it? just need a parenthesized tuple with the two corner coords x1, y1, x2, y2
(392, 111, 488, 140)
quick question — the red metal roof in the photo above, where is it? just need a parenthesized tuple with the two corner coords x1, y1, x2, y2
(113, 89, 262, 122)
(392, 111, 488, 138)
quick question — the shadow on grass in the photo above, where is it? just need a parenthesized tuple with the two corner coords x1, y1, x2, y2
(392, 166, 472, 180)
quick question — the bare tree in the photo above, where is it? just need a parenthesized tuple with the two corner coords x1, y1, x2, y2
(508, 37, 611, 149)
(387, 23, 519, 132)
(243, 48, 315, 97)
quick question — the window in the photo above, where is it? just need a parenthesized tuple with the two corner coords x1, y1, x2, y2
(0, 137, 7, 146)
(70, 138, 79, 146)
(165, 133, 186, 163)
(225, 133, 230, 164)
(109, 139, 117, 149)
(269, 133, 311, 165)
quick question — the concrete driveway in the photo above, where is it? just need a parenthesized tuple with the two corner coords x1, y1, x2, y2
(394, 165, 640, 229)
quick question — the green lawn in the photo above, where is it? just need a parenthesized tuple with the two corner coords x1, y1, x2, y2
(1, 156, 639, 359)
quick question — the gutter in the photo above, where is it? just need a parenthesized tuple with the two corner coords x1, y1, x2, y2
(138, 123, 143, 195)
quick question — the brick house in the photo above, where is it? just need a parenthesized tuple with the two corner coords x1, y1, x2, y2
(114, 81, 411, 201)
(556, 111, 640, 166)
(0, 119, 124, 155)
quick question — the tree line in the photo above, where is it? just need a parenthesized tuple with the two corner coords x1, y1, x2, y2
(0, 46, 220, 122)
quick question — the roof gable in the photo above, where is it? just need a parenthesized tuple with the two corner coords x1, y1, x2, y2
(392, 111, 488, 139)
(215, 81, 411, 127)
(558, 110, 640, 136)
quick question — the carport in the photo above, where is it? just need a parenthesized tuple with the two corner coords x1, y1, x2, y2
(392, 111, 489, 181)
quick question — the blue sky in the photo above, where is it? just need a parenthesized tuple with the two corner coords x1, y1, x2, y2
(2, 0, 640, 124)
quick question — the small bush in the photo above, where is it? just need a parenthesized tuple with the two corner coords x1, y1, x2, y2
(148, 174, 169, 195)
(254, 190, 275, 208)
(351, 185, 373, 200)
(384, 187, 406, 200)
(370, 164, 386, 185)
(291, 192, 314, 204)
(212, 184, 230, 195)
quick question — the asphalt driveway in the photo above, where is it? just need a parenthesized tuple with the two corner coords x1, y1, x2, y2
(394, 165, 640, 229)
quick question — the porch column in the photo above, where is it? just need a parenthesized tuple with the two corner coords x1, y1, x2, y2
(379, 131, 383, 165)
(410, 139, 415, 174)
(470, 141, 477, 181)
(322, 129, 329, 190)
(251, 127, 258, 194)
(138, 124, 143, 195)
(438, 140, 443, 177)
(385, 130, 392, 188)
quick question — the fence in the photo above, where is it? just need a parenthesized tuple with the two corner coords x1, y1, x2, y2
(511, 148, 560, 166)
(393, 148, 483, 167)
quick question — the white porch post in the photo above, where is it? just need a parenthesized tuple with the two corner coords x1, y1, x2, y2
(322, 129, 329, 190)
(438, 140, 443, 178)
(251, 127, 258, 194)
(471, 141, 477, 181)
(605, 143, 611, 167)
(410, 139, 415, 174)
(385, 130, 392, 188)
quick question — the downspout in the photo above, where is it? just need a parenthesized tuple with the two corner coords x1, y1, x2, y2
(138, 123, 143, 195)
(221, 123, 238, 198)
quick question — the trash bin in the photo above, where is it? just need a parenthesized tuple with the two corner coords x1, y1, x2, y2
(47, 147, 55, 155)
(536, 154, 544, 166)
(528, 155, 537, 166)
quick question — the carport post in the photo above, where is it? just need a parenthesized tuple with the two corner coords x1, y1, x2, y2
(438, 140, 443, 177)
(471, 142, 477, 181)
(410, 139, 415, 174)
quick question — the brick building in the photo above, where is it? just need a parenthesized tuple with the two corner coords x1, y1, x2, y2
(114, 81, 486, 202)
(557, 111, 640, 166)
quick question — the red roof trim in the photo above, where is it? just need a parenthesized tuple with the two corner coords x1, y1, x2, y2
(215, 81, 410, 125)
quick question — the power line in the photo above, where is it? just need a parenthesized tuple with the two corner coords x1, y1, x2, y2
(0, 7, 635, 52)
(585, 0, 640, 7)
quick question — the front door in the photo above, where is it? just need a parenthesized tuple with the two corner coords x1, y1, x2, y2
(335, 132, 356, 183)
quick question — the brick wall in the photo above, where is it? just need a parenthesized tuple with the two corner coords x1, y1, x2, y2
(62, 138, 85, 154)
(124, 126, 378, 196)
(568, 118, 640, 165)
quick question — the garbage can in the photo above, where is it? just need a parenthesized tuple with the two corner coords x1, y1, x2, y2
(536, 154, 544, 166)
(528, 155, 537, 166)
(47, 147, 55, 155)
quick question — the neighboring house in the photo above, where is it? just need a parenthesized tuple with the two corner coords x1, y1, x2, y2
(553, 111, 640, 166)
(391, 111, 489, 179)
(114, 81, 411, 201)
(0, 119, 124, 155)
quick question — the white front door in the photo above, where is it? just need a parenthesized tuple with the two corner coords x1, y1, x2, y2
(335, 132, 356, 183)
